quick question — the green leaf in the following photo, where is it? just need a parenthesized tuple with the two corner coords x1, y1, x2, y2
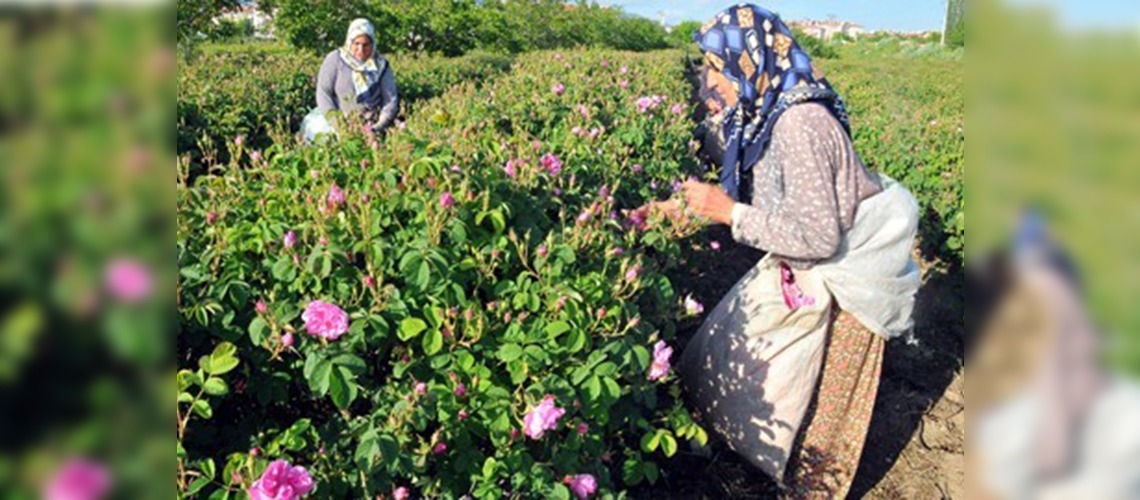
(640, 431, 660, 453)
(202, 377, 228, 396)
(178, 391, 194, 403)
(355, 429, 379, 470)
(307, 356, 333, 396)
(187, 477, 211, 496)
(177, 369, 198, 391)
(583, 376, 601, 402)
(601, 377, 621, 401)
(622, 458, 643, 485)
(272, 256, 295, 282)
(482, 457, 498, 479)
(423, 328, 443, 355)
(497, 343, 523, 362)
(329, 366, 357, 410)
(543, 321, 571, 338)
(249, 317, 269, 346)
(643, 461, 660, 484)
(660, 432, 678, 457)
(191, 399, 213, 419)
(566, 328, 586, 353)
(398, 317, 427, 341)
(551, 484, 570, 500)
(199, 457, 216, 480)
(206, 342, 239, 375)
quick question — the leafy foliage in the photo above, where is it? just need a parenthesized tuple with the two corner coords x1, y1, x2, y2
(178, 48, 706, 498)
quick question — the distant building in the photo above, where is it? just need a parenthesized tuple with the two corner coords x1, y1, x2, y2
(787, 20, 864, 41)
(215, 1, 275, 39)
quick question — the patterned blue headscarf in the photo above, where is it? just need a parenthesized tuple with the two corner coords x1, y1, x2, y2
(693, 4, 851, 202)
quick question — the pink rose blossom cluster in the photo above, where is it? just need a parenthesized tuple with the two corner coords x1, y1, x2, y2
(541, 153, 563, 176)
(635, 94, 668, 113)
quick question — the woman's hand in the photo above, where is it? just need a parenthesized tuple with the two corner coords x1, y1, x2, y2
(679, 181, 735, 225)
(627, 199, 684, 228)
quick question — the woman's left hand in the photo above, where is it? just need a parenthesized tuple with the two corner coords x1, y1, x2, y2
(679, 180, 735, 225)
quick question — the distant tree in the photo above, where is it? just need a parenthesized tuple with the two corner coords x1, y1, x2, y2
(178, 0, 241, 42)
(669, 20, 703, 48)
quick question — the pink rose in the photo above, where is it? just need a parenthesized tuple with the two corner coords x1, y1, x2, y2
(624, 265, 640, 282)
(327, 183, 345, 206)
(671, 103, 684, 115)
(541, 153, 562, 176)
(536, 245, 548, 258)
(283, 230, 297, 249)
(571, 126, 583, 136)
(576, 104, 590, 119)
(455, 383, 467, 397)
(392, 486, 410, 500)
(619, 79, 629, 89)
(458, 409, 469, 420)
(251, 150, 263, 163)
(206, 211, 217, 225)
(636, 96, 653, 113)
(281, 332, 294, 347)
(43, 458, 111, 500)
(620, 65, 628, 74)
(522, 395, 565, 439)
(255, 300, 268, 315)
(301, 300, 349, 340)
(503, 159, 517, 179)
(440, 192, 455, 209)
(683, 294, 704, 316)
(363, 275, 375, 288)
(433, 441, 448, 455)
(631, 164, 643, 174)
(577, 422, 588, 436)
(104, 258, 152, 304)
(414, 382, 427, 396)
(552, 83, 566, 95)
(234, 134, 245, 147)
(248, 459, 314, 500)
(648, 340, 673, 381)
(566, 474, 597, 499)
(710, 241, 721, 251)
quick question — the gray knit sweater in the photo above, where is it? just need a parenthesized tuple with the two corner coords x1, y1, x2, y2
(316, 51, 398, 131)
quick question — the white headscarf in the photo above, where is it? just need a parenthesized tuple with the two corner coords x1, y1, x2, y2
(338, 18, 384, 96)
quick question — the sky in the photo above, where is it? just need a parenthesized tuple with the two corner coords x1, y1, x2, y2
(607, 0, 1140, 32)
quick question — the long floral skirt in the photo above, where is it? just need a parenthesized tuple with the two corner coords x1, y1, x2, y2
(784, 310, 884, 499)
(679, 259, 883, 499)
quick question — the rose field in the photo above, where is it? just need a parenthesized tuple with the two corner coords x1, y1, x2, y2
(177, 39, 963, 499)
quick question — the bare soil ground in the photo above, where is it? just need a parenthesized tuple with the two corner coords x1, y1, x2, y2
(642, 226, 964, 499)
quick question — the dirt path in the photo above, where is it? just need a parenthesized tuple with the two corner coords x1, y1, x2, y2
(650, 228, 964, 499)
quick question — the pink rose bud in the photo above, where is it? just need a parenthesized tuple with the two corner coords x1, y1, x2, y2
(360, 159, 369, 169)
(455, 383, 466, 397)
(255, 300, 268, 315)
(710, 241, 721, 251)
(537, 245, 548, 258)
(619, 79, 629, 89)
(309, 169, 319, 179)
(427, 178, 437, 189)
(251, 150, 262, 163)
(318, 236, 329, 246)
(234, 134, 244, 146)
(577, 422, 588, 436)
(509, 428, 519, 439)
(552, 83, 566, 95)
(432, 441, 447, 455)
(440, 192, 455, 209)
(281, 332, 294, 347)
(250, 447, 261, 457)
(611, 247, 623, 256)
(596, 308, 606, 320)
(283, 230, 297, 249)
(632, 164, 643, 174)
(458, 409, 469, 420)
(363, 276, 375, 288)
(620, 65, 628, 74)
(206, 211, 217, 224)
(414, 382, 427, 396)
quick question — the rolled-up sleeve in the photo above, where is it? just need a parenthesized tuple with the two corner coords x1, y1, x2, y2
(729, 111, 843, 260)
(316, 52, 339, 114)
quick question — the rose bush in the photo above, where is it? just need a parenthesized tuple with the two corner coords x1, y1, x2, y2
(178, 49, 709, 499)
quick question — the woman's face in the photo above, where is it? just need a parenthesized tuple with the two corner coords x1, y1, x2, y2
(701, 66, 738, 116)
(350, 35, 373, 62)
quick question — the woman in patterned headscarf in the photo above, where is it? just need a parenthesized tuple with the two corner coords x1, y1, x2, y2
(635, 4, 921, 497)
(301, 18, 398, 143)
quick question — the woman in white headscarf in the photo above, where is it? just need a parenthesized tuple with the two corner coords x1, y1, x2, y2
(301, 18, 398, 143)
